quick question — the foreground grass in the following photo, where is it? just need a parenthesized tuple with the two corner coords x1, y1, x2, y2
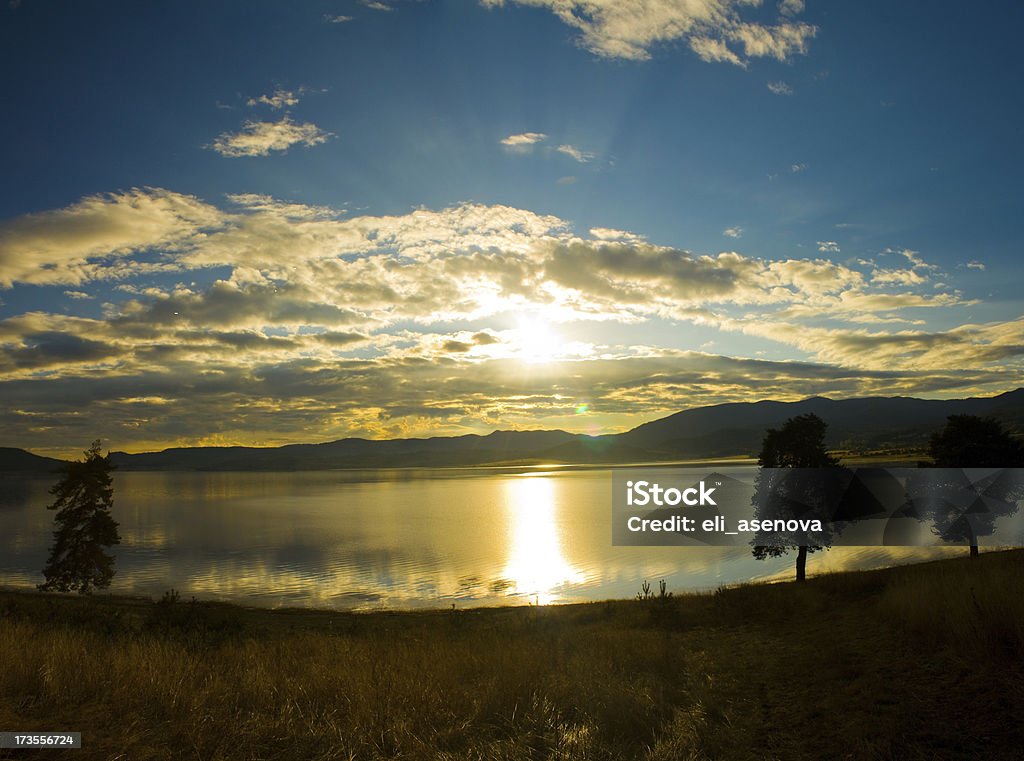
(1, 551, 1023, 760)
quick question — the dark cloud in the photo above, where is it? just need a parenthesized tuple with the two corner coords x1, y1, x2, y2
(472, 332, 499, 345)
(4, 331, 120, 370)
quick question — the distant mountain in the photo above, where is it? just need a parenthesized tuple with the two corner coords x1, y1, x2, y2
(0, 447, 67, 473)
(4, 389, 1022, 472)
(106, 429, 584, 471)
(617, 388, 1024, 458)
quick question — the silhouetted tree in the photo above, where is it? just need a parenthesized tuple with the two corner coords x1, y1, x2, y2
(928, 415, 1024, 469)
(920, 415, 1024, 558)
(39, 441, 120, 593)
(751, 414, 840, 581)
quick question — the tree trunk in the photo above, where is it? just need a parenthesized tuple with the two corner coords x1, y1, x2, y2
(796, 545, 808, 581)
(970, 542, 979, 558)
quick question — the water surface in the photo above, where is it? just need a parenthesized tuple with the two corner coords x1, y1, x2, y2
(0, 466, 964, 609)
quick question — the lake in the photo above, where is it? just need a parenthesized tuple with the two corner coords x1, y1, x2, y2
(0, 466, 963, 609)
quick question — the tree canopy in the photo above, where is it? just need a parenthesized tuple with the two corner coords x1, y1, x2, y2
(918, 415, 1024, 558)
(751, 414, 841, 581)
(928, 415, 1024, 468)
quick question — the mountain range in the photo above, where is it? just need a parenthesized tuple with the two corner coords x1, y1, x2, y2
(3, 388, 1022, 472)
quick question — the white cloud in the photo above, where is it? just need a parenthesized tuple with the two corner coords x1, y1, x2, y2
(966, 261, 986, 271)
(325, 14, 353, 23)
(882, 248, 939, 275)
(63, 290, 94, 300)
(557, 144, 595, 163)
(209, 117, 333, 158)
(767, 80, 793, 96)
(791, 162, 807, 173)
(482, 0, 816, 65)
(778, 0, 804, 16)
(246, 88, 301, 110)
(725, 316, 1023, 373)
(361, 0, 393, 10)
(589, 227, 643, 242)
(871, 268, 927, 287)
(0, 188, 222, 287)
(500, 132, 547, 148)
(723, 226, 743, 239)
(730, 20, 814, 61)
(817, 241, 840, 253)
(1, 189, 970, 331)
(4, 188, 1018, 452)
(689, 36, 744, 66)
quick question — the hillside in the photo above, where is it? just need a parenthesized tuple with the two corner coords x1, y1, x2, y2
(3, 388, 1022, 471)
(0, 447, 67, 473)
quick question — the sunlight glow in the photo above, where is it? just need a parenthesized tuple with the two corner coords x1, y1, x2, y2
(501, 475, 585, 604)
(513, 316, 565, 363)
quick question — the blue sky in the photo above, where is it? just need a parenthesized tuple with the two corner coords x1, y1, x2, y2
(1, 0, 1022, 456)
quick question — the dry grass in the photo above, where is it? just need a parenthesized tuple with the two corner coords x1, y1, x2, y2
(1, 550, 1023, 760)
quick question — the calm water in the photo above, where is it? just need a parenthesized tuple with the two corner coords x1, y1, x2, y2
(0, 466, 962, 610)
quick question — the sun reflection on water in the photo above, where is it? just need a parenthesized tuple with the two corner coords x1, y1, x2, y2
(501, 475, 585, 604)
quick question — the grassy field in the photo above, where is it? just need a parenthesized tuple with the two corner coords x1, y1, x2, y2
(1, 550, 1022, 760)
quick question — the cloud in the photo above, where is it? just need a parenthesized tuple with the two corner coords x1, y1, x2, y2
(0, 188, 222, 287)
(870, 266, 929, 286)
(884, 247, 929, 268)
(361, 0, 393, 10)
(482, 0, 816, 65)
(500, 132, 547, 149)
(778, 0, 804, 16)
(589, 227, 643, 242)
(4, 187, 1017, 454)
(0, 189, 966, 327)
(1, 330, 120, 371)
(246, 88, 301, 109)
(112, 280, 367, 331)
(966, 261, 986, 271)
(325, 14, 353, 23)
(209, 117, 333, 158)
(723, 226, 743, 239)
(689, 36, 744, 66)
(816, 241, 840, 253)
(472, 331, 500, 345)
(557, 144, 595, 163)
(725, 316, 1024, 374)
(64, 290, 94, 300)
(791, 162, 807, 173)
(729, 20, 814, 61)
(0, 342, 1011, 456)
(767, 80, 793, 96)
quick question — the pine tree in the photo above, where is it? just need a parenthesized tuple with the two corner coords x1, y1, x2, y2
(39, 440, 120, 594)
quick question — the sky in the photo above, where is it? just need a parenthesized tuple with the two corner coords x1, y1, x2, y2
(1, 0, 1022, 458)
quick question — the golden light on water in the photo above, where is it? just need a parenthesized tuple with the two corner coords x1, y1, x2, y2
(501, 475, 585, 604)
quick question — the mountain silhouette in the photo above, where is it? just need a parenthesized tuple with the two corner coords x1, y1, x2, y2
(2, 388, 1021, 471)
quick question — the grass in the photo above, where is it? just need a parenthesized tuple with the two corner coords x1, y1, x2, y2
(1, 550, 1023, 760)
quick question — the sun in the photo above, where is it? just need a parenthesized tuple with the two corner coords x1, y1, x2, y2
(514, 316, 564, 363)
